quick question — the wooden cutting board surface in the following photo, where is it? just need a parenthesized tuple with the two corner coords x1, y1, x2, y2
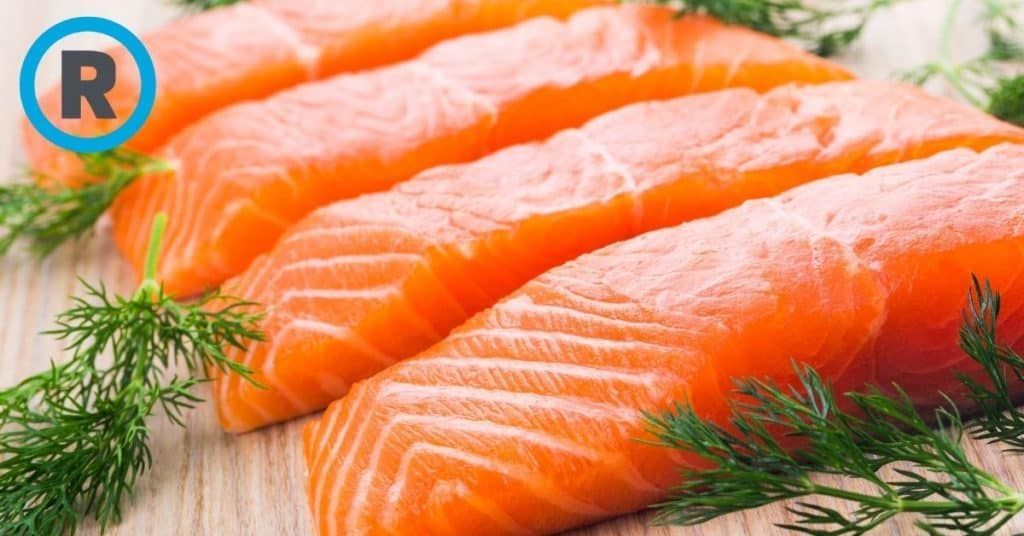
(3, 1, 1022, 534)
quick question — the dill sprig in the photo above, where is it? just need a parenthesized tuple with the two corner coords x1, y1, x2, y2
(958, 276, 1024, 451)
(634, 0, 905, 56)
(646, 278, 1024, 535)
(986, 74, 1024, 126)
(0, 213, 263, 535)
(0, 149, 165, 258)
(646, 370, 1024, 534)
(904, 0, 1024, 126)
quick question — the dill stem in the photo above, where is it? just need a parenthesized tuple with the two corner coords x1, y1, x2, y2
(802, 482, 900, 510)
(805, 480, 1024, 516)
(936, 0, 988, 106)
(941, 0, 960, 61)
(135, 213, 167, 300)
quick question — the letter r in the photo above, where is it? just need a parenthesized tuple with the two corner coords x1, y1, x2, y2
(61, 50, 116, 119)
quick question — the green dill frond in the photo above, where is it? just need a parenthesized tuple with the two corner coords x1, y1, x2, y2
(0, 149, 166, 258)
(902, 0, 1023, 125)
(631, 0, 905, 56)
(0, 214, 263, 534)
(984, 0, 1024, 61)
(958, 275, 1024, 450)
(646, 366, 1024, 534)
(987, 74, 1024, 126)
(987, 30, 1024, 62)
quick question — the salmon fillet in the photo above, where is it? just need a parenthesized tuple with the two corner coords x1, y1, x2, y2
(302, 143, 1024, 535)
(109, 5, 852, 297)
(213, 80, 1024, 432)
(22, 0, 605, 184)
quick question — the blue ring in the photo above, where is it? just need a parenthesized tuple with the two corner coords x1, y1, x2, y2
(19, 16, 156, 153)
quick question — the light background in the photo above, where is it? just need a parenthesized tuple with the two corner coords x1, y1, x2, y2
(0, 1, 1016, 534)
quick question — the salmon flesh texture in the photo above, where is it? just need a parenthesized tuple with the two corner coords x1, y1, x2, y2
(22, 0, 606, 184)
(214, 80, 1024, 432)
(303, 143, 1024, 535)
(110, 5, 851, 297)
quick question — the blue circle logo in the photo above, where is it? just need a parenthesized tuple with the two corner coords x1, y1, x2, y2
(19, 16, 156, 153)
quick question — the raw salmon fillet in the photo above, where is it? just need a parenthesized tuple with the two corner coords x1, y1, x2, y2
(213, 80, 1024, 432)
(23, 0, 604, 184)
(109, 5, 852, 297)
(303, 143, 1024, 535)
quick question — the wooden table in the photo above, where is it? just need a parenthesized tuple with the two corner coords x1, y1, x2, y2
(2, 1, 1021, 534)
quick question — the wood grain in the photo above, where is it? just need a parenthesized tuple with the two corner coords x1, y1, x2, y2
(1, 1, 1020, 535)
